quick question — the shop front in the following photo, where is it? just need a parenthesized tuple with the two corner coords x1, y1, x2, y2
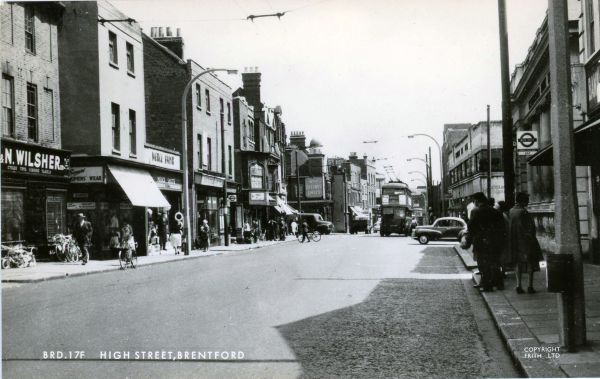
(194, 171, 234, 247)
(1, 139, 71, 254)
(145, 145, 183, 232)
(69, 160, 172, 258)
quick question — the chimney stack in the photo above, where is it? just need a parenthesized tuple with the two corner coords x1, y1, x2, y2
(241, 67, 262, 114)
(289, 131, 306, 150)
(152, 26, 185, 60)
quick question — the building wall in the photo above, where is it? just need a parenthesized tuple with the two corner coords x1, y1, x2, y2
(189, 61, 233, 178)
(142, 33, 187, 153)
(1, 2, 62, 147)
(97, 1, 146, 160)
(58, 1, 101, 155)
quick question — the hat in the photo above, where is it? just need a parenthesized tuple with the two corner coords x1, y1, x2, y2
(203, 219, 208, 224)
(76, 213, 86, 218)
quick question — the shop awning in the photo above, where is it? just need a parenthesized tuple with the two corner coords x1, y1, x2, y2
(276, 198, 298, 215)
(108, 165, 171, 209)
(350, 206, 369, 220)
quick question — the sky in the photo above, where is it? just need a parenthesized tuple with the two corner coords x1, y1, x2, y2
(113, 0, 550, 188)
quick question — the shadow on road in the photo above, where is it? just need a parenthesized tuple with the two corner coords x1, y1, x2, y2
(411, 246, 461, 274)
(276, 279, 485, 379)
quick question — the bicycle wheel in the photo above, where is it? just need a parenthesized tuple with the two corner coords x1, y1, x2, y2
(118, 250, 127, 269)
(130, 251, 137, 268)
(311, 231, 322, 242)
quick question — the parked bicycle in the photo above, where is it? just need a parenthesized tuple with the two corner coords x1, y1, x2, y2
(297, 230, 322, 243)
(50, 234, 81, 262)
(1, 244, 37, 269)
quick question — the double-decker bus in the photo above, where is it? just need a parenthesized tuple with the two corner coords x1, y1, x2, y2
(380, 181, 413, 236)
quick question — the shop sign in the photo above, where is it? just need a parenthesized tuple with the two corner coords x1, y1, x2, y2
(517, 131, 539, 156)
(382, 195, 389, 205)
(305, 177, 323, 199)
(145, 146, 180, 170)
(73, 193, 89, 199)
(71, 166, 104, 183)
(153, 175, 182, 191)
(199, 174, 225, 188)
(1, 140, 71, 177)
(67, 202, 96, 210)
(249, 191, 267, 205)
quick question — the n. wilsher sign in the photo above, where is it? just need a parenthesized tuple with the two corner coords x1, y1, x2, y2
(1, 139, 71, 178)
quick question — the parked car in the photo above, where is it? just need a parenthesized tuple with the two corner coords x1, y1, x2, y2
(411, 217, 467, 245)
(297, 213, 334, 235)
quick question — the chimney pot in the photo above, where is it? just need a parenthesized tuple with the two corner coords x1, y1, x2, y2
(176, 28, 181, 37)
(166, 27, 172, 36)
(159, 27, 164, 37)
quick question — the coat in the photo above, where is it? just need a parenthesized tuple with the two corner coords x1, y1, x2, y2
(73, 220, 93, 247)
(467, 205, 505, 262)
(509, 205, 542, 271)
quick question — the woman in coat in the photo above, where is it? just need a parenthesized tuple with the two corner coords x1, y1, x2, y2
(509, 192, 543, 294)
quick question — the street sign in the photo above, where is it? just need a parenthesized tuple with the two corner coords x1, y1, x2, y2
(517, 131, 539, 156)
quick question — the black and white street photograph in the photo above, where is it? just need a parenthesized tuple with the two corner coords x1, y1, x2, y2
(2, 0, 600, 378)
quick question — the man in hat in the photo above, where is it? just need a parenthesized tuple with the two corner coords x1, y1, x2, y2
(73, 213, 93, 265)
(467, 192, 505, 291)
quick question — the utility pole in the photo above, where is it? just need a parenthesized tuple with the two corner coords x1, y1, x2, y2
(428, 147, 433, 217)
(296, 150, 301, 212)
(497, 0, 515, 207)
(548, 0, 586, 350)
(487, 105, 492, 199)
(223, 180, 229, 246)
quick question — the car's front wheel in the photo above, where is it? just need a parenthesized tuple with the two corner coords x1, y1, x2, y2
(418, 235, 430, 244)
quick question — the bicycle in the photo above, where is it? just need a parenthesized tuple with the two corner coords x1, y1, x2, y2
(50, 234, 81, 262)
(118, 241, 138, 270)
(297, 230, 321, 243)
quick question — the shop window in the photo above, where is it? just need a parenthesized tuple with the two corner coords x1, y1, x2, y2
(1, 189, 25, 241)
(46, 192, 66, 238)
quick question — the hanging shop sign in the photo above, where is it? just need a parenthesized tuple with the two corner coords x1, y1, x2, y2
(71, 166, 104, 183)
(517, 131, 539, 156)
(1, 140, 71, 177)
(144, 146, 180, 170)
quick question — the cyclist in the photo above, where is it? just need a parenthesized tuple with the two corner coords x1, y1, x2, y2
(300, 220, 310, 243)
(120, 223, 136, 262)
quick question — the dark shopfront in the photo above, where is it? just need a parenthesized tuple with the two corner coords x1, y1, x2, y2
(1, 139, 71, 254)
(69, 161, 173, 259)
(193, 172, 237, 247)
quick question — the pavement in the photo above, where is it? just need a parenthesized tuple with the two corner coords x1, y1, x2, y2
(454, 244, 600, 378)
(1, 237, 296, 283)
(3, 234, 520, 378)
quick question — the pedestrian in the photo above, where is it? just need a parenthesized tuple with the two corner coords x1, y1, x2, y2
(252, 220, 259, 243)
(496, 201, 513, 282)
(199, 219, 210, 252)
(170, 220, 183, 255)
(291, 219, 298, 237)
(157, 211, 168, 251)
(300, 220, 310, 243)
(466, 192, 505, 292)
(109, 226, 121, 259)
(243, 221, 252, 243)
(279, 218, 287, 241)
(120, 222, 136, 261)
(73, 213, 93, 265)
(510, 192, 543, 294)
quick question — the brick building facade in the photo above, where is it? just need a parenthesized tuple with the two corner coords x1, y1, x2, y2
(1, 2, 71, 250)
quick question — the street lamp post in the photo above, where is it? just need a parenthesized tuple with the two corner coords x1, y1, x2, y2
(408, 171, 428, 181)
(408, 134, 445, 216)
(181, 68, 238, 255)
(408, 158, 432, 224)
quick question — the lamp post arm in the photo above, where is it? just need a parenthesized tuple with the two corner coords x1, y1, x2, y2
(409, 133, 445, 216)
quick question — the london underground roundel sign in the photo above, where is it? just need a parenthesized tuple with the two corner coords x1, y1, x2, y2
(516, 131, 539, 156)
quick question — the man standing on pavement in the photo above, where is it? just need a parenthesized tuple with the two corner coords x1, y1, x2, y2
(300, 220, 310, 243)
(467, 192, 505, 291)
(157, 212, 168, 251)
(73, 213, 93, 265)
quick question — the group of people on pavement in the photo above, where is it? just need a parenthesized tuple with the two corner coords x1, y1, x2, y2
(465, 191, 543, 294)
